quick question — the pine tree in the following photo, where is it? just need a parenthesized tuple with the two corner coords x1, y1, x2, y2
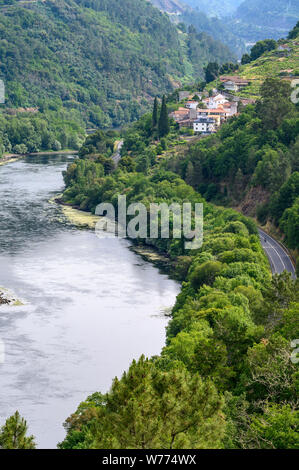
(59, 356, 225, 449)
(185, 161, 194, 186)
(152, 96, 158, 129)
(0, 411, 36, 449)
(158, 95, 170, 138)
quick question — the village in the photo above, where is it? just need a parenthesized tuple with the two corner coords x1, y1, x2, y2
(170, 76, 254, 135)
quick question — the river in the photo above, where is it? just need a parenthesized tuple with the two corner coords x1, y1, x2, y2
(0, 154, 180, 448)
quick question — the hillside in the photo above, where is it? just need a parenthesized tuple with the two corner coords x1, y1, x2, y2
(153, 0, 299, 57)
(149, 0, 186, 13)
(149, 0, 246, 55)
(230, 0, 299, 43)
(183, 0, 242, 18)
(162, 27, 299, 253)
(0, 0, 234, 128)
(237, 43, 299, 99)
(206, 31, 299, 99)
(57, 77, 298, 450)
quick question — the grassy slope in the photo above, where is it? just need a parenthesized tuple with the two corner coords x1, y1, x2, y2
(206, 34, 299, 99)
(238, 39, 299, 98)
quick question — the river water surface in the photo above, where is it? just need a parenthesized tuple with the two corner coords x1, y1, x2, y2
(0, 154, 180, 448)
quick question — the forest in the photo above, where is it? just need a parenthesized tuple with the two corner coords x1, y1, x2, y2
(39, 78, 298, 449)
(0, 0, 233, 129)
(0, 109, 85, 156)
(0, 0, 298, 452)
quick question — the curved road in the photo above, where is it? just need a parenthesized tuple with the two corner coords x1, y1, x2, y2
(259, 228, 296, 279)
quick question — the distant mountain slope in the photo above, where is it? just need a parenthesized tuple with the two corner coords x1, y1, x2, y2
(180, 8, 246, 55)
(150, 0, 299, 56)
(149, 0, 186, 13)
(230, 0, 299, 43)
(0, 0, 234, 128)
(183, 0, 242, 18)
(149, 0, 246, 55)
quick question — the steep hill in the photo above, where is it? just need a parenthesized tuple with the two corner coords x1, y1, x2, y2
(0, 0, 234, 128)
(166, 25, 299, 252)
(230, 0, 299, 43)
(222, 33, 299, 99)
(149, 0, 186, 13)
(149, 0, 246, 55)
(183, 0, 242, 18)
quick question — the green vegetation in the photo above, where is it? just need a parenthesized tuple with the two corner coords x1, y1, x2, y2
(0, 411, 36, 449)
(233, 34, 299, 99)
(58, 77, 299, 448)
(59, 357, 224, 449)
(0, 109, 85, 156)
(1, 1, 298, 451)
(158, 96, 170, 138)
(205, 61, 239, 83)
(183, 0, 242, 19)
(180, 9, 245, 57)
(205, 26, 299, 100)
(167, 78, 299, 251)
(289, 21, 299, 40)
(151, 0, 298, 58)
(241, 39, 277, 64)
(0, 0, 233, 131)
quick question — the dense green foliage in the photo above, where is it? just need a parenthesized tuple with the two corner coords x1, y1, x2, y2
(0, 411, 36, 449)
(167, 79, 299, 250)
(288, 21, 299, 40)
(241, 39, 277, 64)
(59, 88, 299, 447)
(150, 0, 246, 56)
(183, 0, 242, 18)
(158, 95, 170, 138)
(205, 61, 239, 82)
(59, 357, 225, 449)
(2, 1, 298, 451)
(0, 109, 85, 155)
(0, 0, 233, 129)
(180, 9, 245, 57)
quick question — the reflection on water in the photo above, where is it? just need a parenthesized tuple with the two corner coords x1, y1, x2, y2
(0, 155, 180, 448)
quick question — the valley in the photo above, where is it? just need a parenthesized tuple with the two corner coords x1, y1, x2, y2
(0, 0, 298, 452)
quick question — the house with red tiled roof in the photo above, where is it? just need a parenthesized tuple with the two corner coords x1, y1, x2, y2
(169, 107, 189, 122)
(220, 76, 249, 92)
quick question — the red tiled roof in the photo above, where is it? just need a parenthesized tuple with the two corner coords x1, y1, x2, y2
(220, 76, 249, 84)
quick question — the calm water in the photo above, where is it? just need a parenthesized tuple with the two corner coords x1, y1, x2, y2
(0, 154, 180, 448)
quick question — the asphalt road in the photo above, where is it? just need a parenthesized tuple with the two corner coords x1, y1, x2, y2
(259, 228, 296, 279)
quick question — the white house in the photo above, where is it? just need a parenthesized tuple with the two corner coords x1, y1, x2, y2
(193, 117, 216, 134)
(185, 100, 199, 110)
(207, 94, 228, 109)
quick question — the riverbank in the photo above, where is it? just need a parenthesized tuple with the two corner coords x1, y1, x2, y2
(54, 197, 177, 275)
(0, 152, 180, 447)
(0, 154, 20, 166)
(0, 150, 78, 167)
